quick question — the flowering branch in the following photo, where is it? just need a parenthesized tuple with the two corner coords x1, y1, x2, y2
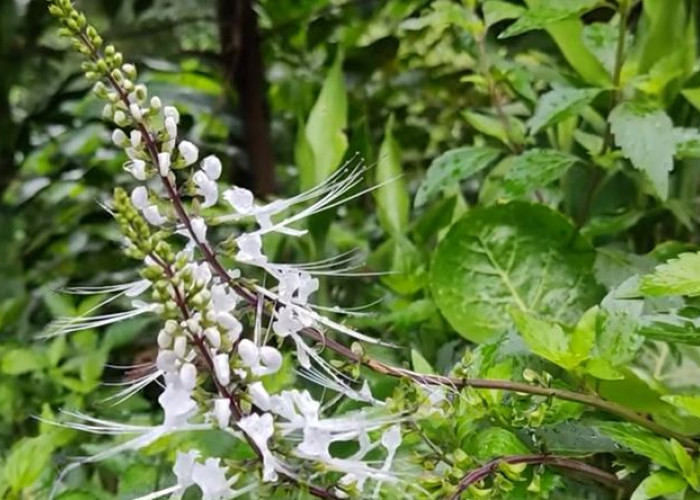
(447, 454, 623, 500)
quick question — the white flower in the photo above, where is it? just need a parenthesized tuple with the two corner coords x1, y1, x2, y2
(192, 458, 233, 500)
(214, 353, 230, 385)
(297, 272, 319, 304)
(237, 413, 278, 482)
(211, 284, 238, 313)
(216, 312, 242, 342)
(235, 233, 266, 264)
(165, 116, 178, 138)
(248, 382, 271, 411)
(193, 171, 219, 208)
(213, 398, 231, 429)
(127, 159, 147, 180)
(129, 102, 143, 121)
(112, 129, 128, 147)
(130, 130, 142, 148)
(150, 96, 162, 110)
(143, 205, 167, 225)
(258, 346, 283, 375)
(204, 328, 221, 349)
(158, 372, 197, 428)
(164, 105, 180, 124)
(158, 152, 171, 176)
(180, 363, 197, 391)
(114, 110, 128, 126)
(272, 306, 303, 338)
(130, 186, 148, 210)
(178, 141, 199, 166)
(191, 217, 207, 242)
(174, 450, 199, 488)
(202, 155, 222, 180)
(237, 339, 258, 367)
(156, 349, 177, 373)
(223, 186, 255, 215)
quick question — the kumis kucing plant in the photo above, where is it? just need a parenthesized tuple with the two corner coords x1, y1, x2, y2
(38, 1, 700, 499)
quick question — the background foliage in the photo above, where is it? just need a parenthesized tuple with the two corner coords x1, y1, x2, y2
(4, 0, 700, 498)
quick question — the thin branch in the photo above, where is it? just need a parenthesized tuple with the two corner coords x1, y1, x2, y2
(447, 454, 622, 500)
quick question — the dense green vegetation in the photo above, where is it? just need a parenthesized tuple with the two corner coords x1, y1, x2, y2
(3, 0, 700, 498)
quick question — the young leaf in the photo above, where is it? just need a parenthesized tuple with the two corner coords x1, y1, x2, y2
(302, 51, 348, 190)
(414, 147, 501, 208)
(631, 471, 687, 500)
(499, 0, 600, 39)
(529, 87, 602, 134)
(374, 115, 409, 236)
(640, 252, 700, 296)
(411, 349, 434, 374)
(463, 111, 525, 147)
(430, 202, 600, 342)
(500, 148, 579, 197)
(609, 101, 675, 200)
(472, 428, 530, 460)
(482, 0, 525, 27)
(510, 309, 582, 369)
(3, 436, 54, 493)
(662, 395, 700, 419)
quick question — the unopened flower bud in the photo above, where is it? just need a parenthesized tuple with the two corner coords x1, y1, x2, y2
(158, 152, 171, 176)
(112, 129, 128, 147)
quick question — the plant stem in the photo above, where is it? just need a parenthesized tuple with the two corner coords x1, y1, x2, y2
(580, 3, 628, 226)
(447, 454, 622, 500)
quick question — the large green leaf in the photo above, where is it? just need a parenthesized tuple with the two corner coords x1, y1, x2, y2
(430, 202, 601, 342)
(301, 51, 348, 190)
(641, 252, 700, 297)
(374, 115, 409, 236)
(414, 147, 501, 208)
(3, 435, 54, 493)
(529, 88, 602, 134)
(471, 428, 530, 460)
(609, 102, 675, 200)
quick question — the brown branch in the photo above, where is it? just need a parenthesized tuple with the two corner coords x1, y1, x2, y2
(447, 454, 623, 500)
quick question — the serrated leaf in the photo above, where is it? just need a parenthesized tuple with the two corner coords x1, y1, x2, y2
(499, 148, 579, 197)
(499, 0, 600, 38)
(374, 115, 408, 236)
(414, 147, 501, 207)
(529, 88, 602, 134)
(596, 422, 678, 470)
(3, 435, 54, 492)
(631, 471, 687, 500)
(302, 51, 348, 190)
(510, 309, 582, 369)
(641, 252, 700, 297)
(638, 311, 700, 345)
(609, 102, 675, 200)
(430, 202, 600, 342)
(472, 428, 530, 460)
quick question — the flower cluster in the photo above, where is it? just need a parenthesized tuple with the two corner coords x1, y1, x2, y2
(47, 1, 413, 498)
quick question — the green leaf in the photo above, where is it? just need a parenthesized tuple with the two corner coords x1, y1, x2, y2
(529, 88, 602, 134)
(103, 317, 152, 350)
(639, 311, 700, 345)
(1, 348, 46, 375)
(414, 147, 501, 208)
(609, 102, 675, 200)
(499, 148, 579, 197)
(662, 395, 700, 419)
(302, 51, 348, 190)
(683, 88, 700, 114)
(674, 128, 700, 159)
(669, 439, 698, 488)
(56, 492, 100, 500)
(374, 115, 409, 236)
(463, 111, 525, 147)
(471, 428, 530, 460)
(3, 435, 54, 492)
(430, 202, 600, 342)
(641, 252, 700, 297)
(596, 422, 678, 470)
(631, 471, 687, 500)
(411, 349, 434, 374)
(500, 0, 600, 39)
(637, 0, 692, 74)
(510, 309, 582, 369)
(571, 306, 598, 363)
(482, 1, 525, 27)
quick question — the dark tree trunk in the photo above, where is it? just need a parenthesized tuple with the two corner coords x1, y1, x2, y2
(217, 0, 276, 196)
